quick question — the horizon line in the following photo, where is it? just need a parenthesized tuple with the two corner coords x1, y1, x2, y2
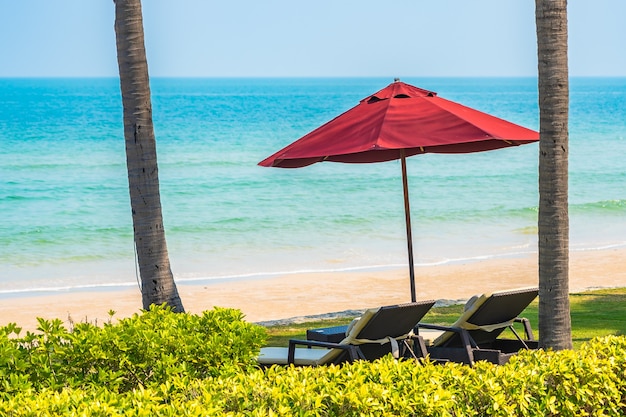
(2, 75, 625, 80)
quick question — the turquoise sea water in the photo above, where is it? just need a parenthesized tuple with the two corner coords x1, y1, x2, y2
(1, 77, 625, 294)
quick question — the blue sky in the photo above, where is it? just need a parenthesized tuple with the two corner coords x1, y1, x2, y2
(1, 1, 624, 78)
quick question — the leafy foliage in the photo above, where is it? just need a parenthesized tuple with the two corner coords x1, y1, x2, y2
(0, 305, 267, 396)
(2, 305, 626, 415)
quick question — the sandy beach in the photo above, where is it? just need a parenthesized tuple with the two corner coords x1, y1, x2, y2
(1, 248, 625, 333)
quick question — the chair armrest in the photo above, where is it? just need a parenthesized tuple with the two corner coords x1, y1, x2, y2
(416, 323, 479, 349)
(514, 317, 535, 341)
(287, 339, 362, 364)
(416, 323, 476, 366)
(289, 339, 346, 349)
(417, 323, 455, 332)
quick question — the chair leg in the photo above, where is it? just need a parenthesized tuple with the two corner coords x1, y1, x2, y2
(402, 336, 424, 360)
(514, 317, 535, 340)
(459, 330, 475, 366)
(346, 345, 366, 362)
(410, 336, 428, 359)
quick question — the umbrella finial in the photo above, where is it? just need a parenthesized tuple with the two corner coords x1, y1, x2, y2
(394, 77, 400, 82)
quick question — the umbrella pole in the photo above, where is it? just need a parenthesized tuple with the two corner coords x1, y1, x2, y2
(401, 151, 417, 302)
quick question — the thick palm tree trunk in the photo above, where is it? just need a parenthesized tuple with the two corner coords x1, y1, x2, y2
(535, 0, 571, 349)
(114, 0, 184, 312)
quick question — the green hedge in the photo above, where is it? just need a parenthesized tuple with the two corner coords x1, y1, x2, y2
(2, 307, 626, 416)
(0, 305, 267, 395)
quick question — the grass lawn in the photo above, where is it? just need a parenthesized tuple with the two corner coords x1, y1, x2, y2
(263, 287, 626, 349)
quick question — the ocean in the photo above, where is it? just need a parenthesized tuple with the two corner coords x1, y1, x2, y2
(1, 77, 625, 295)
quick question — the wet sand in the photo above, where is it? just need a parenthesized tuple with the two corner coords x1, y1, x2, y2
(1, 248, 625, 332)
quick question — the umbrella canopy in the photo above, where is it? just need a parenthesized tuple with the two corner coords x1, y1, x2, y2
(259, 80, 539, 301)
(259, 81, 538, 168)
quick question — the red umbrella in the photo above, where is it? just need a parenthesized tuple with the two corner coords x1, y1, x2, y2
(259, 80, 539, 301)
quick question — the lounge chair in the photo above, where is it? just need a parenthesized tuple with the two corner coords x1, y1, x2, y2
(416, 287, 539, 365)
(257, 300, 435, 366)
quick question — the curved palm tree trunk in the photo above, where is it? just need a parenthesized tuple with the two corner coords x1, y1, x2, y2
(535, 0, 571, 349)
(114, 0, 184, 312)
